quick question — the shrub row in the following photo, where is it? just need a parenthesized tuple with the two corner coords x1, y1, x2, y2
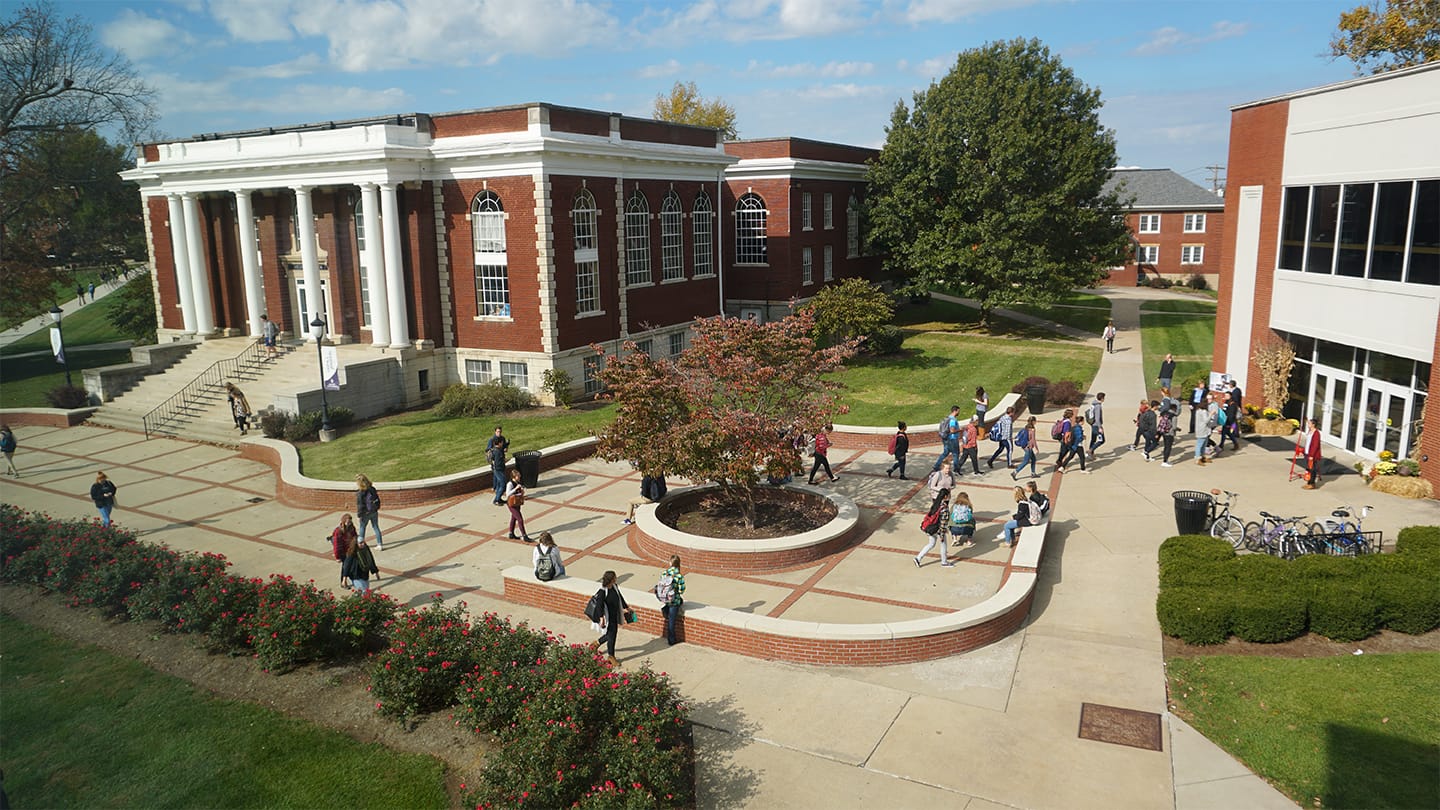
(0, 505, 694, 808)
(259, 406, 357, 442)
(1008, 376, 1087, 408)
(1156, 532, 1440, 645)
(435, 380, 536, 418)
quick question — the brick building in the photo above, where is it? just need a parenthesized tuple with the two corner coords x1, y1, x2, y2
(1101, 168, 1226, 287)
(1214, 63, 1439, 493)
(121, 104, 879, 405)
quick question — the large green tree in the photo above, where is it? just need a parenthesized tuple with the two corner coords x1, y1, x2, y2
(865, 38, 1130, 326)
(1330, 0, 1439, 74)
(651, 81, 738, 139)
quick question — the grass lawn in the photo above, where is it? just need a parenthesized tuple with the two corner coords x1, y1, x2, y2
(0, 348, 133, 409)
(298, 402, 618, 481)
(895, 297, 1086, 342)
(1, 286, 133, 357)
(1007, 291, 1114, 335)
(0, 266, 122, 331)
(1167, 653, 1440, 809)
(1139, 295, 1216, 397)
(0, 612, 449, 809)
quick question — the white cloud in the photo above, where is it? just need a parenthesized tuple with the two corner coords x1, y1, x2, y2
(207, 0, 297, 43)
(641, 0, 867, 44)
(150, 72, 409, 129)
(805, 82, 888, 100)
(904, 0, 1039, 24)
(639, 59, 685, 79)
(100, 9, 196, 61)
(1132, 20, 1251, 56)
(898, 53, 956, 80)
(241, 53, 325, 80)
(745, 60, 875, 78)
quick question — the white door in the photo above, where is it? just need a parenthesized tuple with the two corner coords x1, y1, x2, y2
(1356, 381, 1412, 459)
(295, 277, 331, 335)
(1311, 368, 1349, 446)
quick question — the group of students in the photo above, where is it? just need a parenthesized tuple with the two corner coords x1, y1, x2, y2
(914, 472, 1050, 567)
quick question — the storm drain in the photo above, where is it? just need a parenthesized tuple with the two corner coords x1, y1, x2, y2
(1077, 702, 1163, 751)
(245, 497, 266, 504)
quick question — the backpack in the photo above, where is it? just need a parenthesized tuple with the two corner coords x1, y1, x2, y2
(920, 507, 943, 535)
(887, 433, 898, 454)
(1051, 420, 1065, 440)
(584, 590, 605, 622)
(535, 550, 557, 581)
(1017, 499, 1038, 525)
(0, 431, 14, 453)
(1157, 411, 1173, 435)
(950, 503, 974, 526)
(988, 422, 1002, 443)
(1015, 428, 1030, 449)
(938, 416, 951, 440)
(1216, 408, 1228, 427)
(654, 571, 677, 604)
(363, 488, 381, 514)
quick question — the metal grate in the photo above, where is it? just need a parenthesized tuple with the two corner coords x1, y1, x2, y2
(1078, 703, 1163, 751)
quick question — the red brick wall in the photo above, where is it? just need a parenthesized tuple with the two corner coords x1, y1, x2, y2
(1125, 208, 1226, 281)
(148, 197, 183, 331)
(253, 193, 293, 334)
(1423, 334, 1440, 494)
(621, 179, 723, 335)
(201, 195, 244, 330)
(407, 183, 441, 343)
(443, 177, 543, 352)
(549, 175, 621, 349)
(142, 144, 158, 163)
(1216, 100, 1289, 387)
(618, 118, 716, 148)
(788, 181, 872, 294)
(723, 178, 792, 302)
(549, 108, 610, 137)
(430, 108, 529, 138)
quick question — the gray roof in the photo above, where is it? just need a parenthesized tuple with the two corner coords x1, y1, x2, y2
(1105, 169, 1224, 211)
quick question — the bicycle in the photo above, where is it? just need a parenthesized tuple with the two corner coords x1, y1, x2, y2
(1306, 504, 1376, 556)
(1244, 511, 1311, 559)
(1207, 489, 1245, 549)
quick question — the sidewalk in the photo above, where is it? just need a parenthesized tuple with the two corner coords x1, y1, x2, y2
(0, 272, 133, 350)
(3, 289, 1434, 808)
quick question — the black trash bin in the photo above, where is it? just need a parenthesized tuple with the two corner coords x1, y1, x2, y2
(1172, 490, 1214, 535)
(1024, 384, 1048, 417)
(515, 450, 542, 488)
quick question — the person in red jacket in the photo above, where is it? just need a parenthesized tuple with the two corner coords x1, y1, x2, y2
(1303, 418, 1323, 490)
(808, 425, 838, 484)
(330, 514, 357, 584)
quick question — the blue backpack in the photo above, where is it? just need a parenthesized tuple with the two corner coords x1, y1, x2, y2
(1015, 428, 1030, 449)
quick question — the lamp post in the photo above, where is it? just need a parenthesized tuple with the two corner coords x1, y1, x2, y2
(310, 317, 333, 437)
(49, 306, 72, 387)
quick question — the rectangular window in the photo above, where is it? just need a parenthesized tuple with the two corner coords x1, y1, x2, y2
(1138, 214, 1160, 233)
(693, 206, 713, 277)
(576, 261, 599, 315)
(669, 331, 685, 356)
(802, 192, 813, 230)
(1409, 179, 1439, 285)
(801, 247, 813, 284)
(1183, 213, 1206, 233)
(1138, 244, 1158, 264)
(477, 263, 510, 316)
(635, 339, 653, 356)
(355, 211, 372, 328)
(1306, 184, 1341, 274)
(1181, 245, 1203, 265)
(1279, 186, 1310, 271)
(500, 361, 528, 389)
(626, 208, 652, 286)
(824, 245, 834, 281)
(823, 193, 833, 229)
(661, 203, 684, 282)
(1370, 181, 1412, 282)
(583, 355, 603, 395)
(465, 359, 492, 386)
(1336, 183, 1374, 278)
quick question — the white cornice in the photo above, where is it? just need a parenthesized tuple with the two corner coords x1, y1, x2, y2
(725, 157, 869, 182)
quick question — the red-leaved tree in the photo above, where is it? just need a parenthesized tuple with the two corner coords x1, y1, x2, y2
(593, 310, 859, 528)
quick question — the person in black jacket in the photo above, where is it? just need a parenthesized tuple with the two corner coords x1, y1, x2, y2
(594, 570, 630, 664)
(90, 472, 118, 527)
(354, 474, 383, 551)
(624, 471, 668, 525)
(886, 421, 910, 479)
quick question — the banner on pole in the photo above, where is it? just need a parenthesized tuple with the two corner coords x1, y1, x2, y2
(321, 345, 341, 391)
(50, 327, 65, 364)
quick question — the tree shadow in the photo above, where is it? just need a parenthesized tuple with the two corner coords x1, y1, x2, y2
(1324, 722, 1438, 809)
(686, 694, 763, 808)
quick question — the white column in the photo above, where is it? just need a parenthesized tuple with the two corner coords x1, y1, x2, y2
(181, 193, 214, 335)
(293, 185, 324, 341)
(379, 182, 409, 348)
(166, 194, 198, 334)
(233, 189, 264, 337)
(360, 183, 391, 346)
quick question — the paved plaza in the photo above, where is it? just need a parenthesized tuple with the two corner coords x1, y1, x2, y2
(3, 287, 1437, 809)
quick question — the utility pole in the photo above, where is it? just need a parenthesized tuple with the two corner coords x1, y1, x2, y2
(1205, 165, 1226, 195)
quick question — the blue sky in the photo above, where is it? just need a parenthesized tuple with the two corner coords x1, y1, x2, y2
(71, 0, 1362, 188)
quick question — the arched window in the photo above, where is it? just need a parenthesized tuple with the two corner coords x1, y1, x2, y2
(846, 195, 860, 258)
(693, 191, 713, 277)
(661, 191, 684, 282)
(573, 189, 600, 315)
(472, 191, 509, 316)
(354, 198, 372, 327)
(735, 193, 768, 264)
(625, 189, 652, 286)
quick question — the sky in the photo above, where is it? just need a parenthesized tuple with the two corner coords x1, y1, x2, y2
(66, 0, 1365, 189)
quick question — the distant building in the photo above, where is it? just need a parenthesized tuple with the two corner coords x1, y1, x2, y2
(1214, 63, 1438, 492)
(1101, 168, 1225, 288)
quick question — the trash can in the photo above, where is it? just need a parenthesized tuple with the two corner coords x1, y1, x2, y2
(1024, 384, 1048, 417)
(515, 450, 542, 488)
(1171, 490, 1214, 535)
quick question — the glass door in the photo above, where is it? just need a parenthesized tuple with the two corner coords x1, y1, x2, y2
(1311, 368, 1349, 445)
(294, 277, 330, 336)
(1356, 381, 1412, 459)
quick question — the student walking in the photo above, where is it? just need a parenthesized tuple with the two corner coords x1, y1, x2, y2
(1138, 400, 1159, 461)
(331, 513, 358, 582)
(487, 426, 509, 505)
(987, 407, 1014, 471)
(1158, 400, 1179, 467)
(532, 531, 566, 580)
(593, 570, 631, 664)
(973, 387, 989, 424)
(932, 405, 961, 472)
(808, 425, 838, 484)
(1060, 415, 1089, 473)
(1157, 353, 1177, 395)
(1130, 400, 1150, 451)
(224, 382, 252, 435)
(1087, 393, 1106, 453)
(928, 458, 956, 498)
(1012, 416, 1039, 479)
(1103, 320, 1116, 353)
(1189, 382, 1207, 434)
(657, 555, 686, 645)
(90, 472, 118, 527)
(1, 424, 18, 477)
(340, 532, 372, 594)
(504, 468, 531, 541)
(1224, 382, 1243, 451)
(914, 488, 953, 568)
(886, 421, 910, 479)
(75, 283, 86, 304)
(957, 416, 981, 475)
(1302, 418, 1323, 490)
(1053, 409, 1076, 471)
(354, 474, 384, 550)
(1195, 395, 1219, 465)
(260, 314, 280, 359)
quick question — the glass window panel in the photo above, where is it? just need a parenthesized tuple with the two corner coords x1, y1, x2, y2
(823, 193, 833, 229)
(735, 193, 768, 264)
(583, 355, 604, 395)
(1366, 351, 1414, 387)
(1336, 183, 1374, 277)
(1278, 187, 1309, 271)
(1369, 181, 1411, 282)
(500, 361, 528, 389)
(1316, 340, 1353, 371)
(1284, 361, 1310, 422)
(824, 245, 833, 281)
(669, 331, 684, 356)
(1408, 179, 1439, 285)
(626, 190, 652, 286)
(661, 192, 683, 281)
(1383, 393, 1406, 457)
(1306, 185, 1339, 274)
(465, 359, 492, 386)
(801, 247, 812, 284)
(1288, 332, 1316, 363)
(1416, 362, 1430, 394)
(576, 261, 599, 314)
(693, 192, 713, 277)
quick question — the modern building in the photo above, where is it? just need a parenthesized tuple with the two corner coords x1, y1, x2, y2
(120, 103, 878, 407)
(1214, 63, 1439, 492)
(1101, 168, 1226, 287)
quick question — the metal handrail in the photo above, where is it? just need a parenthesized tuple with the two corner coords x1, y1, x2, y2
(141, 340, 275, 438)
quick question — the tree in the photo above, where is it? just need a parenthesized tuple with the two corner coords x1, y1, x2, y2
(651, 81, 738, 139)
(865, 38, 1131, 327)
(802, 277, 895, 346)
(592, 310, 858, 528)
(107, 273, 157, 344)
(1330, 0, 1440, 74)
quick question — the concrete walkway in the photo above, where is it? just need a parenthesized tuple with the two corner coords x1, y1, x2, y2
(3, 287, 1437, 808)
(0, 272, 135, 350)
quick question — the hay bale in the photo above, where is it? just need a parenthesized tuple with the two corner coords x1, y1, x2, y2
(1251, 419, 1295, 437)
(1369, 476, 1435, 500)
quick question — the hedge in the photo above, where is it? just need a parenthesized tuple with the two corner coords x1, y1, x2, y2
(1156, 525, 1440, 645)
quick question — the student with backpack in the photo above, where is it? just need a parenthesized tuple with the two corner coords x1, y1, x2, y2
(532, 531, 565, 581)
(1138, 400, 1160, 461)
(1002, 486, 1037, 548)
(1012, 416, 1040, 480)
(355, 473, 384, 551)
(1025, 481, 1050, 520)
(807, 424, 838, 484)
(987, 407, 1014, 471)
(914, 488, 953, 568)
(1195, 393, 1221, 466)
(1087, 393, 1106, 453)
(1059, 415, 1089, 474)
(1052, 409, 1075, 471)
(654, 555, 686, 645)
(931, 405, 962, 473)
(957, 416, 982, 475)
(1, 424, 18, 477)
(949, 491, 977, 549)
(1158, 399, 1180, 467)
(886, 421, 910, 479)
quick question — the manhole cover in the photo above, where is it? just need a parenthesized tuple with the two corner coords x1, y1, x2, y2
(245, 497, 266, 504)
(1078, 702, 1163, 751)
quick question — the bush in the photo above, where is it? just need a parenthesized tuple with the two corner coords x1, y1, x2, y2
(332, 591, 400, 657)
(1396, 526, 1440, 563)
(434, 381, 536, 418)
(1158, 535, 1235, 588)
(368, 596, 482, 723)
(1306, 583, 1379, 642)
(45, 384, 90, 408)
(1186, 273, 1208, 291)
(1150, 276, 1174, 289)
(542, 368, 575, 408)
(177, 573, 264, 652)
(126, 550, 232, 630)
(1372, 575, 1440, 635)
(1229, 587, 1307, 643)
(1046, 380, 1085, 407)
(1009, 375, 1051, 395)
(0, 504, 49, 565)
(280, 407, 356, 442)
(259, 410, 290, 439)
(1156, 587, 1231, 645)
(866, 325, 905, 355)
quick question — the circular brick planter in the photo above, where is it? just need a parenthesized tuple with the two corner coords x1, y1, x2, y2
(633, 484, 860, 574)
